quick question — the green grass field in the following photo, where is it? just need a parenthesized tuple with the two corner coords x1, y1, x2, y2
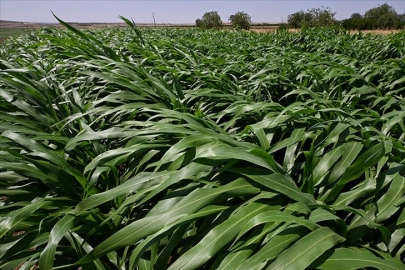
(0, 16, 405, 269)
(0, 28, 28, 39)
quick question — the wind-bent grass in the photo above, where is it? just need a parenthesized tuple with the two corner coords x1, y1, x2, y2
(0, 16, 405, 269)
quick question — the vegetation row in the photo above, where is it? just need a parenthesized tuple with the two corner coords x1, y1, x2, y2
(197, 4, 405, 30)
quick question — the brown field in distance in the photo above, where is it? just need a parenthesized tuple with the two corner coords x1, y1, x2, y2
(1, 20, 403, 36)
(251, 28, 404, 34)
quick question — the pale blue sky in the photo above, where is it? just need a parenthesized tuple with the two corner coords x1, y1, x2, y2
(1, 1, 405, 24)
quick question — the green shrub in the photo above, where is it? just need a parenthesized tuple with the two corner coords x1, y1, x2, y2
(288, 7, 337, 28)
(342, 3, 402, 30)
(196, 11, 223, 29)
(278, 23, 289, 31)
(229, 11, 252, 30)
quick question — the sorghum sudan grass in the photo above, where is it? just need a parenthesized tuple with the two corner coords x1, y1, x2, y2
(1, 15, 405, 269)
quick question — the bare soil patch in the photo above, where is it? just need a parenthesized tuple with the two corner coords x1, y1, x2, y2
(348, 29, 403, 35)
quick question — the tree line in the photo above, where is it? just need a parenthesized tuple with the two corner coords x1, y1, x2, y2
(196, 4, 405, 30)
(342, 4, 405, 30)
(196, 11, 252, 30)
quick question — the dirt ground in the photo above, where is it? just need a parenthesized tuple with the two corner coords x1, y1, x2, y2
(347, 29, 403, 34)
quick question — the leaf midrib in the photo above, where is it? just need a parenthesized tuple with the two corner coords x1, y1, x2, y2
(180, 205, 268, 270)
(278, 231, 335, 270)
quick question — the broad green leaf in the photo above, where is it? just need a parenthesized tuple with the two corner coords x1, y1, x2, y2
(311, 248, 404, 270)
(235, 210, 320, 243)
(236, 226, 308, 270)
(326, 141, 363, 185)
(0, 199, 50, 238)
(78, 178, 260, 264)
(167, 202, 270, 270)
(312, 145, 344, 186)
(266, 227, 344, 270)
(339, 142, 385, 185)
(241, 172, 316, 205)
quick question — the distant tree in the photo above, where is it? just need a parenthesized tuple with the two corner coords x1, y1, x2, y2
(288, 11, 306, 28)
(341, 13, 365, 30)
(308, 7, 337, 27)
(229, 11, 252, 30)
(395, 14, 405, 29)
(287, 7, 336, 28)
(350, 13, 362, 19)
(197, 11, 223, 29)
(342, 4, 403, 30)
(378, 13, 397, 29)
(195, 19, 202, 27)
(363, 4, 398, 29)
(364, 3, 397, 20)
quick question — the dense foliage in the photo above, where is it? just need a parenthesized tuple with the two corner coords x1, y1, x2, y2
(1, 17, 405, 269)
(229, 11, 252, 30)
(341, 4, 405, 30)
(288, 4, 405, 30)
(196, 11, 223, 29)
(287, 7, 337, 28)
(364, 4, 398, 20)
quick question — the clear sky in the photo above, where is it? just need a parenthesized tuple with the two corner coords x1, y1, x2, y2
(1, 1, 405, 24)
